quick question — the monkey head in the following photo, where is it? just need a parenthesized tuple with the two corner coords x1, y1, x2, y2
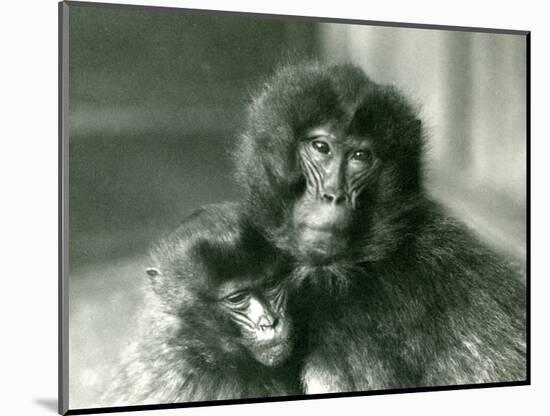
(236, 63, 425, 271)
(146, 203, 294, 368)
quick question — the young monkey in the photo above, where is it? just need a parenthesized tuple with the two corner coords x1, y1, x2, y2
(107, 203, 299, 406)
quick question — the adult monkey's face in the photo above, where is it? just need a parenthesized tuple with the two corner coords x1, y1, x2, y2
(236, 63, 423, 267)
(294, 126, 379, 262)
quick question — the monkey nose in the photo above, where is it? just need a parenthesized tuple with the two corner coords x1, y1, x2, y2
(259, 316, 279, 331)
(322, 191, 347, 205)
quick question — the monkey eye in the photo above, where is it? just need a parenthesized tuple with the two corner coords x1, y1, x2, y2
(350, 149, 372, 163)
(311, 140, 331, 155)
(225, 291, 250, 305)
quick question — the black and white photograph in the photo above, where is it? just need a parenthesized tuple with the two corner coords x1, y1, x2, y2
(57, 1, 530, 414)
(10, 0, 550, 415)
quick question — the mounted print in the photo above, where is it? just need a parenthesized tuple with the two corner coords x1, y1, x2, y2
(59, 1, 530, 414)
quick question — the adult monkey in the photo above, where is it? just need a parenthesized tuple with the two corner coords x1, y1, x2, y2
(235, 63, 526, 393)
(106, 203, 301, 406)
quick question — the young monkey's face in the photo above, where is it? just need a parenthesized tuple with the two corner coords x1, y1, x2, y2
(217, 275, 292, 367)
(146, 240, 293, 367)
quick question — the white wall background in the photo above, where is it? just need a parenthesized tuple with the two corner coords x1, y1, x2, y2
(1, 0, 547, 416)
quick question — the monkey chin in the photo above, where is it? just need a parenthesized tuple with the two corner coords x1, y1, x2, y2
(249, 339, 293, 367)
(296, 227, 350, 266)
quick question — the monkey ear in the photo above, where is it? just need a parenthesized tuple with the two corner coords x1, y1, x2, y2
(145, 267, 161, 279)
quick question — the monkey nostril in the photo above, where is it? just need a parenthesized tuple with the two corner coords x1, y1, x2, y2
(335, 194, 347, 204)
(322, 193, 335, 203)
(323, 192, 347, 205)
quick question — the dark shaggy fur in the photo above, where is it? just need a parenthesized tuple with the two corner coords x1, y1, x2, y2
(235, 62, 526, 392)
(105, 203, 301, 406)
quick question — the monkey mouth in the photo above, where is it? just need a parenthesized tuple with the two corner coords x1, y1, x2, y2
(299, 226, 349, 247)
(304, 224, 337, 232)
(305, 204, 353, 227)
(259, 338, 286, 349)
(253, 340, 292, 367)
(256, 324, 291, 349)
(295, 227, 350, 265)
(301, 224, 349, 238)
(301, 219, 351, 233)
(262, 340, 286, 353)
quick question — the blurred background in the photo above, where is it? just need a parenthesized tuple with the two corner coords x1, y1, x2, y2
(67, 4, 527, 409)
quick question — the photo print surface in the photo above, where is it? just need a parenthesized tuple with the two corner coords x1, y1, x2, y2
(60, 2, 528, 414)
